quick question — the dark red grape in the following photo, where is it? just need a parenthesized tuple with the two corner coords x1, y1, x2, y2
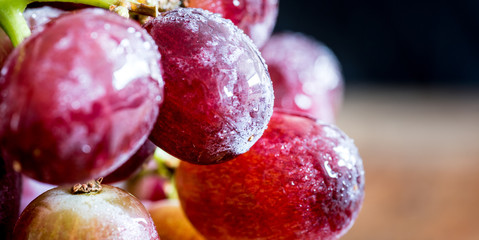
(261, 32, 344, 123)
(0, 155, 21, 240)
(176, 110, 365, 239)
(144, 8, 274, 165)
(0, 9, 164, 184)
(185, 0, 279, 47)
(14, 183, 159, 239)
(103, 140, 156, 184)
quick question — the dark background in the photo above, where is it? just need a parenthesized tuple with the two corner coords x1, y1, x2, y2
(273, 0, 479, 89)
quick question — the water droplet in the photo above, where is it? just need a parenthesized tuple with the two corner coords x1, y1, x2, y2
(324, 161, 338, 178)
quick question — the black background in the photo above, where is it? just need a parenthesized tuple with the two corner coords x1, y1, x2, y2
(273, 0, 479, 89)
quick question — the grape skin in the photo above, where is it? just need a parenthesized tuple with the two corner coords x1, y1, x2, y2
(0, 9, 164, 184)
(144, 8, 274, 165)
(261, 32, 344, 123)
(176, 110, 365, 239)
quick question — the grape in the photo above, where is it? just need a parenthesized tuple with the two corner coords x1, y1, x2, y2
(144, 8, 274, 165)
(0, 155, 21, 240)
(127, 173, 171, 203)
(13, 183, 159, 239)
(185, 0, 279, 47)
(261, 32, 344, 123)
(102, 140, 157, 184)
(0, 9, 164, 184)
(148, 199, 205, 240)
(175, 110, 365, 239)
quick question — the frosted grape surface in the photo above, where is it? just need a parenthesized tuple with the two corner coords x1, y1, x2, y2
(145, 8, 274, 165)
(176, 110, 365, 239)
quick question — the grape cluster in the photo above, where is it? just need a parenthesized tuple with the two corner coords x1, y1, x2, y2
(0, 1, 364, 239)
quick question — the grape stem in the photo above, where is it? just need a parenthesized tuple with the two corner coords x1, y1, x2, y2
(72, 177, 104, 194)
(0, 0, 158, 46)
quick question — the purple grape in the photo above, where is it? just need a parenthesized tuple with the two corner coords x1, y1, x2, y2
(261, 32, 344, 123)
(144, 8, 274, 165)
(0, 155, 21, 240)
(0, 9, 164, 185)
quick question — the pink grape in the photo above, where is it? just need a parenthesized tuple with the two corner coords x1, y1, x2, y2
(144, 8, 274, 165)
(176, 110, 365, 239)
(185, 0, 279, 47)
(0, 9, 164, 184)
(261, 32, 344, 123)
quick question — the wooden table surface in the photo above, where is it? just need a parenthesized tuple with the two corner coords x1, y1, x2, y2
(337, 87, 479, 240)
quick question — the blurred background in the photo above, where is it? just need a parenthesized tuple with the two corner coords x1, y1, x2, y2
(273, 1, 479, 239)
(274, 0, 479, 88)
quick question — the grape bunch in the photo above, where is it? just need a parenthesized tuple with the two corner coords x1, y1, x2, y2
(0, 0, 365, 239)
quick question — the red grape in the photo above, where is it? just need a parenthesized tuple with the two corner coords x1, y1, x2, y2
(261, 32, 344, 123)
(185, 0, 279, 47)
(144, 8, 274, 165)
(102, 140, 157, 184)
(176, 110, 365, 239)
(0, 155, 21, 240)
(0, 9, 164, 184)
(14, 183, 159, 239)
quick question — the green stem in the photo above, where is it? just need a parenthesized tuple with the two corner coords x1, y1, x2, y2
(0, 0, 158, 46)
